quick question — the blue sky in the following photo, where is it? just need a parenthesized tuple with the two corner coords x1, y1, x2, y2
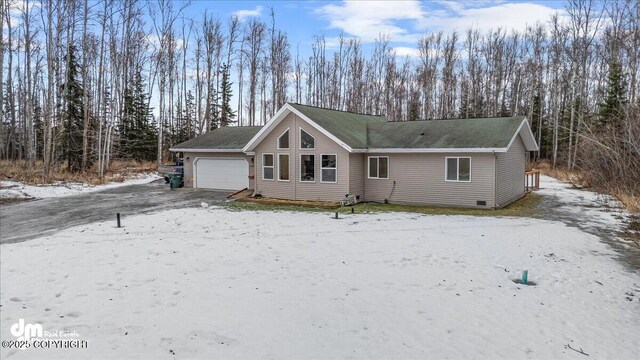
(2, 0, 569, 121)
(5, 0, 568, 58)
(183, 0, 566, 57)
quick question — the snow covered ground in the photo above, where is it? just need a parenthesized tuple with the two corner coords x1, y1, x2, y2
(0, 173, 161, 200)
(537, 175, 632, 235)
(2, 178, 639, 359)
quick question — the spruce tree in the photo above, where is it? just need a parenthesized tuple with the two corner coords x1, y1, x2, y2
(33, 103, 44, 158)
(61, 45, 85, 172)
(598, 60, 628, 130)
(459, 95, 470, 119)
(408, 92, 420, 121)
(219, 63, 236, 127)
(119, 69, 157, 161)
(176, 92, 196, 144)
(184, 91, 196, 139)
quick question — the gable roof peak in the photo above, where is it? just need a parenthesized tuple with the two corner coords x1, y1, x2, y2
(287, 102, 386, 119)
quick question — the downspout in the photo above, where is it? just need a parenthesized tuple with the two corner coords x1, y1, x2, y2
(493, 151, 497, 209)
(362, 154, 366, 202)
(293, 115, 298, 200)
(386, 180, 396, 203)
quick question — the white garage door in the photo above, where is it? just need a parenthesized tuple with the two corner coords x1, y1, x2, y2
(194, 158, 249, 190)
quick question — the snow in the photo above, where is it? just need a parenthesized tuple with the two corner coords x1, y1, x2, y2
(2, 194, 640, 359)
(537, 175, 632, 235)
(0, 173, 161, 200)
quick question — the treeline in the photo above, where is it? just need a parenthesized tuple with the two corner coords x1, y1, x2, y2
(1, 0, 639, 198)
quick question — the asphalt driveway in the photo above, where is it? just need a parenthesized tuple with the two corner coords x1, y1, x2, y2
(0, 180, 230, 244)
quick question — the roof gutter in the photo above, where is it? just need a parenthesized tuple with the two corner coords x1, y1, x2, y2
(169, 148, 245, 153)
(363, 147, 508, 153)
(172, 147, 509, 154)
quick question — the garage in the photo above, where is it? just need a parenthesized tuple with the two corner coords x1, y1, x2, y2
(194, 157, 249, 190)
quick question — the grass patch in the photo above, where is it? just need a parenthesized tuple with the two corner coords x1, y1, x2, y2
(614, 191, 640, 213)
(230, 198, 340, 213)
(229, 201, 335, 213)
(229, 192, 542, 217)
(531, 160, 639, 213)
(237, 197, 340, 209)
(348, 194, 541, 217)
(530, 160, 586, 187)
(0, 197, 34, 205)
(0, 160, 156, 185)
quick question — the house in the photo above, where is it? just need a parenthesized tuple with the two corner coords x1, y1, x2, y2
(169, 126, 261, 190)
(170, 103, 539, 208)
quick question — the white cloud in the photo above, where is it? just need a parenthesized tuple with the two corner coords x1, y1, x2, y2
(233, 6, 263, 21)
(3, 0, 40, 31)
(315, 1, 563, 45)
(420, 2, 564, 33)
(392, 47, 421, 57)
(316, 0, 424, 43)
(145, 34, 184, 51)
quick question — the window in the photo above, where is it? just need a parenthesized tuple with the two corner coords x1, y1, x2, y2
(300, 128, 315, 149)
(278, 154, 290, 181)
(300, 154, 315, 182)
(445, 157, 471, 182)
(321, 155, 337, 183)
(262, 154, 274, 180)
(277, 129, 289, 149)
(368, 156, 389, 179)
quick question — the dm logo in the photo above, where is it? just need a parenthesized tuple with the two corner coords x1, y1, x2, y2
(10, 319, 43, 342)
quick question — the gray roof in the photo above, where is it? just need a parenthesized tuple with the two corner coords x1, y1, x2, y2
(171, 126, 262, 150)
(289, 103, 387, 149)
(366, 116, 526, 149)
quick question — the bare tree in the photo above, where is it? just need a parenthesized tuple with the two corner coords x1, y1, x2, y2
(243, 18, 265, 125)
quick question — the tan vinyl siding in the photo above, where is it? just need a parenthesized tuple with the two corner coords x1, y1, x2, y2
(254, 113, 349, 201)
(364, 153, 495, 208)
(349, 153, 365, 199)
(183, 152, 254, 188)
(495, 136, 526, 207)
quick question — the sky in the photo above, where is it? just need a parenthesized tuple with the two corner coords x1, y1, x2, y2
(4, 0, 569, 68)
(184, 0, 566, 57)
(3, 0, 569, 122)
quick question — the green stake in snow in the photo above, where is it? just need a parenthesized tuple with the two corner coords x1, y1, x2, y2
(522, 269, 528, 285)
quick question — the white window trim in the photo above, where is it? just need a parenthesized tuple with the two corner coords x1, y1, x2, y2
(445, 156, 472, 182)
(320, 154, 338, 183)
(276, 128, 290, 150)
(299, 153, 316, 183)
(367, 156, 389, 179)
(277, 153, 290, 182)
(299, 127, 315, 150)
(262, 153, 275, 181)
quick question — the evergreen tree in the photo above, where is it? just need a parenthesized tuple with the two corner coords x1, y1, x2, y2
(408, 91, 420, 121)
(33, 102, 44, 159)
(499, 102, 511, 117)
(529, 93, 542, 137)
(206, 95, 220, 131)
(184, 90, 196, 140)
(459, 95, 470, 119)
(219, 63, 236, 127)
(119, 69, 157, 161)
(598, 60, 628, 129)
(175, 92, 195, 144)
(61, 45, 85, 172)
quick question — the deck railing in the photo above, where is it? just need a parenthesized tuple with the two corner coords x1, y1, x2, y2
(525, 170, 541, 191)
